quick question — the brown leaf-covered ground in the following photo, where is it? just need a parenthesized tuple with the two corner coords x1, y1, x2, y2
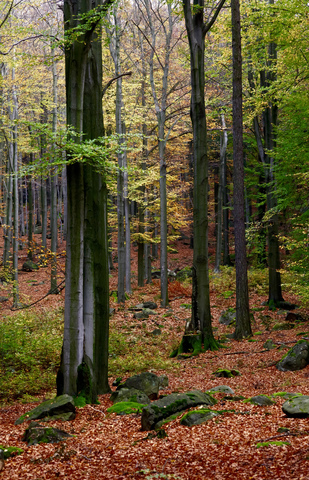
(1, 236, 309, 479)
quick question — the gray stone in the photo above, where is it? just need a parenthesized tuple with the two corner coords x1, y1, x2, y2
(22, 260, 39, 272)
(151, 328, 162, 336)
(276, 340, 309, 372)
(22, 422, 73, 446)
(133, 311, 149, 320)
(219, 310, 236, 326)
(118, 372, 161, 399)
(143, 301, 158, 310)
(143, 308, 157, 316)
(180, 410, 218, 427)
(249, 395, 275, 406)
(15, 394, 76, 425)
(0, 296, 8, 302)
(282, 395, 309, 418)
(158, 375, 169, 389)
(141, 390, 217, 431)
(110, 387, 150, 405)
(207, 385, 235, 395)
(263, 339, 276, 350)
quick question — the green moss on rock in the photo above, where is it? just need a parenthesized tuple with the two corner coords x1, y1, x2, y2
(107, 402, 146, 415)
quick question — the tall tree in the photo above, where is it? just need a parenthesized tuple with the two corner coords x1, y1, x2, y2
(181, 0, 226, 351)
(57, 0, 111, 403)
(231, 0, 251, 339)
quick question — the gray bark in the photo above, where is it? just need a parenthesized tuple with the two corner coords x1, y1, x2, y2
(231, 0, 252, 339)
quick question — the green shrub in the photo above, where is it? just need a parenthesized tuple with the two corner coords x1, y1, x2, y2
(0, 309, 63, 403)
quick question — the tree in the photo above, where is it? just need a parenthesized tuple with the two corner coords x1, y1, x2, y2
(180, 0, 226, 352)
(57, 0, 112, 403)
(231, 0, 251, 339)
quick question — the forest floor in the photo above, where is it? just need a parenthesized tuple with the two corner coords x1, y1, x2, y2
(0, 234, 309, 479)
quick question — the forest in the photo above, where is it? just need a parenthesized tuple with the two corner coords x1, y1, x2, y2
(0, 0, 309, 478)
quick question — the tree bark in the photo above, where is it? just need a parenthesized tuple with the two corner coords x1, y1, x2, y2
(231, 0, 252, 339)
(58, 0, 111, 402)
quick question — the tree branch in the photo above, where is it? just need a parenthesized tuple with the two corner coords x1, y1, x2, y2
(102, 71, 132, 97)
(203, 0, 227, 35)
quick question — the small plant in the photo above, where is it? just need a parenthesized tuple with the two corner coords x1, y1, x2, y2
(256, 441, 290, 448)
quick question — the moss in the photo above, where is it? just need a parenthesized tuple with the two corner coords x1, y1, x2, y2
(77, 360, 94, 404)
(0, 445, 23, 459)
(212, 368, 240, 378)
(107, 402, 146, 415)
(181, 408, 212, 422)
(74, 395, 88, 408)
(256, 441, 290, 448)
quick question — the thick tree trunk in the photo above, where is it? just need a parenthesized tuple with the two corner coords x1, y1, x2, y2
(231, 0, 252, 339)
(182, 0, 225, 350)
(58, 0, 110, 402)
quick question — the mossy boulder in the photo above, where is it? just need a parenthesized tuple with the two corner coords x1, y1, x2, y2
(107, 402, 146, 415)
(263, 339, 276, 350)
(282, 395, 309, 418)
(276, 340, 309, 372)
(273, 392, 302, 400)
(207, 385, 235, 395)
(110, 387, 150, 405)
(180, 409, 218, 427)
(22, 260, 39, 272)
(212, 368, 241, 378)
(141, 390, 217, 431)
(15, 394, 76, 425)
(22, 422, 73, 446)
(0, 445, 23, 459)
(219, 309, 236, 326)
(118, 372, 161, 399)
(247, 395, 275, 406)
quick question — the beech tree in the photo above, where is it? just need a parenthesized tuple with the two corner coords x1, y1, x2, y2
(57, 0, 112, 403)
(180, 0, 226, 352)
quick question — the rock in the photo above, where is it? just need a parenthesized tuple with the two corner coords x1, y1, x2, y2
(141, 390, 217, 431)
(143, 308, 157, 316)
(118, 372, 161, 399)
(15, 394, 76, 425)
(158, 375, 169, 389)
(263, 339, 276, 350)
(151, 270, 161, 279)
(22, 260, 39, 272)
(175, 267, 192, 281)
(212, 368, 241, 378)
(22, 421, 73, 446)
(285, 312, 305, 323)
(219, 309, 236, 326)
(248, 395, 275, 406)
(0, 445, 23, 460)
(273, 322, 295, 331)
(133, 311, 149, 320)
(180, 409, 218, 427)
(273, 392, 302, 400)
(154, 411, 184, 429)
(107, 402, 146, 415)
(143, 301, 158, 310)
(282, 395, 309, 418)
(110, 387, 150, 405)
(207, 385, 235, 395)
(276, 340, 309, 372)
(151, 328, 162, 336)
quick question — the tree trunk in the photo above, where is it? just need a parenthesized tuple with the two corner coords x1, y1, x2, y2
(58, 0, 111, 402)
(214, 114, 228, 273)
(231, 0, 252, 339)
(182, 0, 226, 350)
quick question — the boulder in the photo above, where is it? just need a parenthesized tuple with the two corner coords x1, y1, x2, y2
(107, 402, 146, 415)
(248, 395, 275, 406)
(219, 310, 236, 326)
(158, 375, 169, 389)
(15, 394, 76, 425)
(110, 387, 150, 405)
(212, 368, 241, 378)
(282, 395, 309, 418)
(133, 311, 149, 320)
(276, 340, 309, 372)
(141, 390, 217, 431)
(207, 385, 235, 395)
(22, 260, 39, 272)
(22, 422, 73, 446)
(143, 301, 158, 310)
(263, 339, 276, 350)
(180, 409, 218, 427)
(118, 372, 161, 400)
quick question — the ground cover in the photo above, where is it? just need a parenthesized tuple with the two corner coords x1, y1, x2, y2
(0, 238, 309, 479)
